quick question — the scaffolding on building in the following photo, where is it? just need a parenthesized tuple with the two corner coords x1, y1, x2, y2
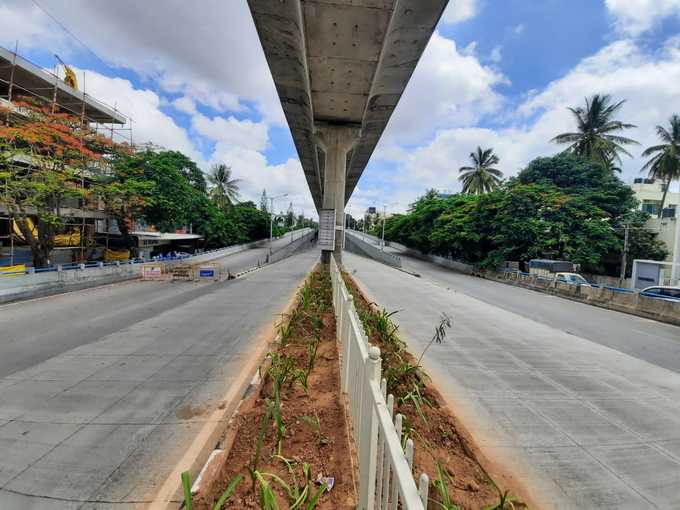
(0, 44, 134, 267)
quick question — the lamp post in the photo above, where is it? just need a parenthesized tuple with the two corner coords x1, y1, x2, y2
(269, 193, 288, 253)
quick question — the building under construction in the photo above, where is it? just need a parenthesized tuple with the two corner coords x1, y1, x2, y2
(0, 45, 131, 267)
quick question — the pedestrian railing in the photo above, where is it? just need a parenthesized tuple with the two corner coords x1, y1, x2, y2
(330, 255, 429, 510)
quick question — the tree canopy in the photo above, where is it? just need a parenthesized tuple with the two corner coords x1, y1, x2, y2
(384, 154, 666, 275)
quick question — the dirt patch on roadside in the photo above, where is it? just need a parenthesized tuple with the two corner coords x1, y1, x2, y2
(343, 271, 529, 510)
(195, 268, 355, 510)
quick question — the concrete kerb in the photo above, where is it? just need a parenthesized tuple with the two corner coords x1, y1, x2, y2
(147, 266, 311, 510)
(488, 270, 680, 327)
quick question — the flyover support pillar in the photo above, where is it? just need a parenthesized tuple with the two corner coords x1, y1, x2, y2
(316, 125, 360, 264)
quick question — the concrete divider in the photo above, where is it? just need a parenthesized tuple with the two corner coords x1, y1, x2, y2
(345, 231, 402, 268)
(0, 230, 312, 304)
(269, 229, 316, 264)
(493, 269, 680, 326)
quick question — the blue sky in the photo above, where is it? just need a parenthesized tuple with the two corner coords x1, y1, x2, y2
(2, 0, 680, 216)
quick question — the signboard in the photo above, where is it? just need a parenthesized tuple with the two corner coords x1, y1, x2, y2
(318, 209, 336, 251)
(171, 264, 194, 281)
(141, 263, 163, 280)
(634, 261, 661, 289)
(198, 263, 219, 281)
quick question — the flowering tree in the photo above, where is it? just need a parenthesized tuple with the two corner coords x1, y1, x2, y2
(0, 99, 130, 267)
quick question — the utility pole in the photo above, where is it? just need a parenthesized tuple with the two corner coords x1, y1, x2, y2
(269, 194, 288, 254)
(381, 204, 386, 251)
(619, 223, 630, 287)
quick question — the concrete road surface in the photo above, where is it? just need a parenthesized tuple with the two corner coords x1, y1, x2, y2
(0, 246, 318, 509)
(343, 251, 680, 510)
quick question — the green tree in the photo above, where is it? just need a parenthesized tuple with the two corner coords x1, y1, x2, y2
(207, 163, 240, 210)
(552, 94, 639, 172)
(458, 147, 503, 195)
(641, 114, 680, 217)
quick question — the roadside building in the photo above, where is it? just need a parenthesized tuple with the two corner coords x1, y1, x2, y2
(0, 45, 129, 267)
(631, 178, 679, 265)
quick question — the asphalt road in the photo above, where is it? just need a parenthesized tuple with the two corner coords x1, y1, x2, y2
(0, 242, 319, 509)
(343, 250, 680, 510)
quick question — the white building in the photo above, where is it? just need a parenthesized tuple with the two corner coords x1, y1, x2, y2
(631, 178, 680, 268)
(631, 178, 680, 217)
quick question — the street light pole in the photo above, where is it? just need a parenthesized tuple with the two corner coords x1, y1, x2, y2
(269, 193, 288, 254)
(619, 223, 630, 287)
(381, 204, 386, 251)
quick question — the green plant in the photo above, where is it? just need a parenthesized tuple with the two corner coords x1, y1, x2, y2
(249, 403, 273, 487)
(430, 461, 462, 510)
(398, 382, 432, 425)
(181, 471, 194, 510)
(484, 478, 518, 510)
(253, 470, 280, 510)
(415, 313, 452, 367)
(260, 459, 328, 510)
(267, 396, 286, 456)
(277, 314, 294, 346)
(372, 307, 401, 345)
(301, 413, 328, 446)
(212, 474, 243, 510)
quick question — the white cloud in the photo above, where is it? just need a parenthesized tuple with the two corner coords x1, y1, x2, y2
(606, 0, 680, 35)
(0, 0, 285, 125)
(513, 23, 526, 36)
(192, 114, 268, 153)
(442, 0, 477, 24)
(172, 96, 197, 115)
(209, 146, 316, 217)
(75, 69, 202, 163)
(370, 36, 680, 202)
(378, 32, 507, 146)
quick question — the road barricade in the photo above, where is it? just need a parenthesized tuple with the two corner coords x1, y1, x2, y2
(171, 264, 194, 281)
(141, 263, 164, 281)
(197, 263, 220, 282)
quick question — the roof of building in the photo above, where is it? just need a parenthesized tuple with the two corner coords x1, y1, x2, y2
(0, 46, 126, 124)
(131, 231, 203, 241)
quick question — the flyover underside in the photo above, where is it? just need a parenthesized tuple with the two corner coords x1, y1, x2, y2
(248, 0, 448, 210)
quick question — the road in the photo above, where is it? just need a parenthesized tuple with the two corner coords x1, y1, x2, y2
(343, 250, 680, 510)
(0, 241, 318, 509)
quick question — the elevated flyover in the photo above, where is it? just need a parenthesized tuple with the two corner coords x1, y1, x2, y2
(247, 0, 448, 259)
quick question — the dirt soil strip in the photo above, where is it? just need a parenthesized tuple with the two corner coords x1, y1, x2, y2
(146, 272, 309, 510)
(193, 267, 356, 510)
(343, 271, 535, 510)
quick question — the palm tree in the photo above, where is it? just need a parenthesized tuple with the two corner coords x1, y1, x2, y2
(641, 114, 680, 217)
(458, 147, 504, 195)
(552, 94, 639, 172)
(208, 164, 240, 209)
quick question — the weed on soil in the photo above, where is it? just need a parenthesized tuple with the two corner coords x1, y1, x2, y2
(342, 271, 528, 510)
(192, 268, 355, 510)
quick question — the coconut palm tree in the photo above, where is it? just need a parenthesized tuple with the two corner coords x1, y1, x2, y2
(641, 114, 680, 217)
(458, 147, 504, 195)
(552, 94, 639, 172)
(208, 164, 240, 209)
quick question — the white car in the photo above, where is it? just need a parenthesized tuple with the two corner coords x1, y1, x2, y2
(640, 286, 680, 301)
(554, 272, 590, 286)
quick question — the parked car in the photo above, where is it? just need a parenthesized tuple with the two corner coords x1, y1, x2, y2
(640, 286, 680, 301)
(554, 272, 591, 286)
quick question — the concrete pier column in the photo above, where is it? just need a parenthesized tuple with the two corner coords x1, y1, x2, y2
(316, 125, 360, 264)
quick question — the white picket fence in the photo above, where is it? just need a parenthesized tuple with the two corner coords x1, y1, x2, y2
(330, 255, 429, 510)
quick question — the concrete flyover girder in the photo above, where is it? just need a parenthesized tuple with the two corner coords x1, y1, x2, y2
(248, 0, 449, 209)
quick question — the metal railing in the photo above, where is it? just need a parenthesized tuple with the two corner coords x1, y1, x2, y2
(330, 255, 429, 510)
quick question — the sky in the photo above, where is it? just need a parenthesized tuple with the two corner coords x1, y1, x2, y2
(1, 0, 680, 217)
